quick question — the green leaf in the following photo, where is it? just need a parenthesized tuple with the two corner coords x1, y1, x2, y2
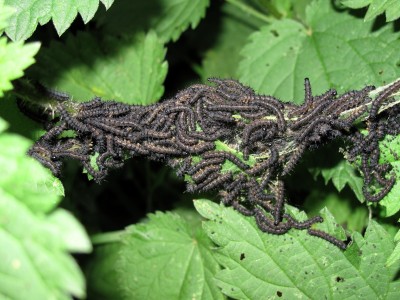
(341, 0, 370, 8)
(315, 160, 364, 202)
(215, 140, 256, 174)
(0, 1, 40, 97)
(238, 0, 400, 103)
(86, 241, 125, 300)
(380, 133, 400, 164)
(286, 204, 347, 240)
(304, 191, 368, 232)
(4, 0, 114, 41)
(341, 0, 400, 22)
(0, 116, 7, 132)
(200, 4, 257, 80)
(86, 207, 218, 300)
(387, 228, 400, 267)
(387, 239, 400, 267)
(47, 209, 92, 253)
(0, 132, 63, 213)
(0, 0, 13, 30)
(194, 199, 400, 299)
(376, 135, 400, 216)
(95, 0, 210, 43)
(379, 161, 400, 217)
(0, 190, 89, 299)
(313, 207, 347, 240)
(0, 39, 40, 97)
(29, 31, 168, 104)
(0, 123, 91, 299)
(116, 210, 223, 300)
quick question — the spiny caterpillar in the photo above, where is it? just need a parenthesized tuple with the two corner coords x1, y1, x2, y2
(17, 78, 400, 249)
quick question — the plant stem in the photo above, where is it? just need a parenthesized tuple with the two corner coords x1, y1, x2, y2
(225, 0, 274, 24)
(91, 230, 125, 245)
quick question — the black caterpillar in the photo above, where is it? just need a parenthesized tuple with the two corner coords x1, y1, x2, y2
(20, 78, 400, 249)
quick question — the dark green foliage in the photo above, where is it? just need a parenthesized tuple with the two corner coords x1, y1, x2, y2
(1, 0, 400, 299)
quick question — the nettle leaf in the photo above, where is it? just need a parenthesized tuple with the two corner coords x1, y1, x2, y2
(387, 229, 400, 267)
(0, 39, 40, 97)
(0, 116, 7, 132)
(200, 4, 258, 81)
(29, 31, 167, 104)
(96, 0, 210, 43)
(116, 210, 223, 300)
(0, 130, 63, 213)
(387, 238, 400, 267)
(304, 191, 368, 232)
(0, 1, 40, 97)
(307, 84, 400, 216)
(379, 133, 400, 165)
(313, 160, 364, 202)
(0, 123, 91, 299)
(378, 134, 400, 216)
(238, 0, 400, 103)
(194, 199, 400, 299)
(4, 0, 114, 41)
(341, 0, 400, 22)
(0, 0, 13, 30)
(379, 162, 400, 217)
(86, 240, 124, 299)
(47, 209, 92, 253)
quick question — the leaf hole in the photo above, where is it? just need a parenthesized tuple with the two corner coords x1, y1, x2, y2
(335, 276, 344, 282)
(270, 30, 279, 37)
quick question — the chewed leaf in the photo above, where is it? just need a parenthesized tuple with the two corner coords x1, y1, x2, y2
(194, 199, 399, 299)
(238, 0, 400, 103)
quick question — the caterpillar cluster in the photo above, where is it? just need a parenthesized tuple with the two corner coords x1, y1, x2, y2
(24, 78, 400, 249)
